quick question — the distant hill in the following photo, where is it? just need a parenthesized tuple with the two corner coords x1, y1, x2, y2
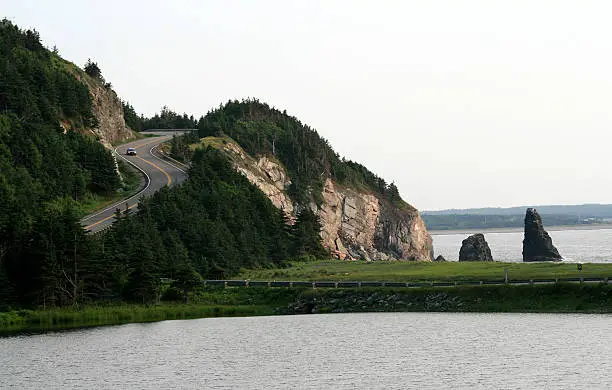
(423, 204, 612, 218)
(422, 204, 612, 230)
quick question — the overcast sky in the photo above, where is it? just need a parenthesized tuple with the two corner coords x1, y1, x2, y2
(4, 1, 612, 210)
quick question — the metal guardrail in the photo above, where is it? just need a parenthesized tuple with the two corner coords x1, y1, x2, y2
(203, 277, 611, 289)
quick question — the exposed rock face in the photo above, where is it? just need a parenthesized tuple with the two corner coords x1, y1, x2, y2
(458, 233, 493, 261)
(70, 70, 133, 148)
(434, 255, 446, 262)
(318, 179, 432, 261)
(217, 138, 433, 261)
(523, 208, 563, 262)
(223, 142, 294, 218)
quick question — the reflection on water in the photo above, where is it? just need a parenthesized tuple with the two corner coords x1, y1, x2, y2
(1, 312, 611, 389)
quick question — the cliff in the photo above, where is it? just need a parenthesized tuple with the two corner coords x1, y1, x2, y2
(63, 62, 134, 148)
(202, 136, 433, 261)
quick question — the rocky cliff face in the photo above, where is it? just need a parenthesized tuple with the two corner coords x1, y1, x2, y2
(318, 179, 432, 260)
(69, 68, 133, 148)
(215, 138, 433, 261)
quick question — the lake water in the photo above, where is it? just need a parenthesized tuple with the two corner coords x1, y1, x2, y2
(432, 228, 612, 262)
(1, 313, 611, 389)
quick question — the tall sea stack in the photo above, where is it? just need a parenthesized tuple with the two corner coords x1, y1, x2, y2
(522, 208, 563, 262)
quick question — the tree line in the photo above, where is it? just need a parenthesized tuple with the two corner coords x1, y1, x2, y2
(122, 103, 198, 131)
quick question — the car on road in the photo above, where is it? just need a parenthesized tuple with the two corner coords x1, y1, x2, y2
(126, 147, 137, 156)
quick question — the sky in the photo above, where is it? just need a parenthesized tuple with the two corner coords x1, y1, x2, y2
(4, 1, 612, 211)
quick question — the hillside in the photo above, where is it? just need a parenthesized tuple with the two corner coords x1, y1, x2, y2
(0, 19, 130, 305)
(171, 100, 433, 261)
(0, 21, 336, 308)
(0, 20, 431, 311)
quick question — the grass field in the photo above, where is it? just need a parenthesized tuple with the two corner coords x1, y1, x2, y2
(237, 260, 612, 282)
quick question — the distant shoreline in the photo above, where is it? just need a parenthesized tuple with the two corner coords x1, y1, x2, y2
(429, 224, 612, 235)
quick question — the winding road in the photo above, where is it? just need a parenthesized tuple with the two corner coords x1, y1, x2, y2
(81, 131, 189, 233)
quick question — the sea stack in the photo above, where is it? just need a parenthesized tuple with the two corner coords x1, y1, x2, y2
(522, 208, 563, 262)
(458, 233, 493, 261)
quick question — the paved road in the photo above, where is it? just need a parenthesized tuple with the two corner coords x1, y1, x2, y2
(81, 131, 188, 233)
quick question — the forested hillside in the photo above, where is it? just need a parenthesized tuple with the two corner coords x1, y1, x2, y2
(0, 19, 122, 307)
(193, 99, 404, 206)
(86, 148, 326, 303)
(0, 21, 329, 309)
(168, 99, 433, 262)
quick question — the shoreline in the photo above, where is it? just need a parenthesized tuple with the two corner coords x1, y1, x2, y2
(2, 283, 611, 335)
(429, 224, 612, 235)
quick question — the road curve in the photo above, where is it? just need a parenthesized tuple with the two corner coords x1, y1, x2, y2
(81, 131, 188, 233)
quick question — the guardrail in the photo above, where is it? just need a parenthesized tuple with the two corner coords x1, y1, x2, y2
(203, 277, 611, 289)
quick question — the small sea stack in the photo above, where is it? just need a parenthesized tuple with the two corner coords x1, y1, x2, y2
(458, 233, 493, 261)
(522, 208, 563, 262)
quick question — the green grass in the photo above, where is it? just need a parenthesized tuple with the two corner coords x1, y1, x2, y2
(3, 262, 611, 335)
(78, 160, 142, 217)
(0, 303, 275, 335)
(237, 259, 612, 282)
(3, 283, 611, 335)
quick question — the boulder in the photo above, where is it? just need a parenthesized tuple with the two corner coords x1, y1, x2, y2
(434, 255, 447, 262)
(458, 233, 493, 261)
(522, 208, 563, 262)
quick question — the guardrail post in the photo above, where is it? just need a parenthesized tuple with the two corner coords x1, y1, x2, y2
(312, 282, 316, 289)
(529, 279, 533, 285)
(605, 277, 609, 284)
(224, 281, 228, 289)
(203, 280, 207, 287)
(479, 281, 483, 285)
(381, 282, 386, 287)
(290, 281, 293, 288)
(580, 277, 583, 284)
(358, 281, 362, 288)
(504, 268, 508, 284)
(267, 281, 271, 288)
(334, 282, 338, 288)
(245, 280, 249, 288)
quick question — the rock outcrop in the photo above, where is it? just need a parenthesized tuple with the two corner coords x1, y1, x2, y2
(458, 233, 493, 261)
(434, 255, 447, 262)
(522, 208, 562, 262)
(221, 141, 294, 218)
(67, 67, 133, 148)
(213, 137, 433, 261)
(318, 179, 432, 261)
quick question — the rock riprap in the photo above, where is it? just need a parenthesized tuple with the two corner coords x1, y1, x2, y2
(522, 208, 562, 262)
(458, 233, 493, 261)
